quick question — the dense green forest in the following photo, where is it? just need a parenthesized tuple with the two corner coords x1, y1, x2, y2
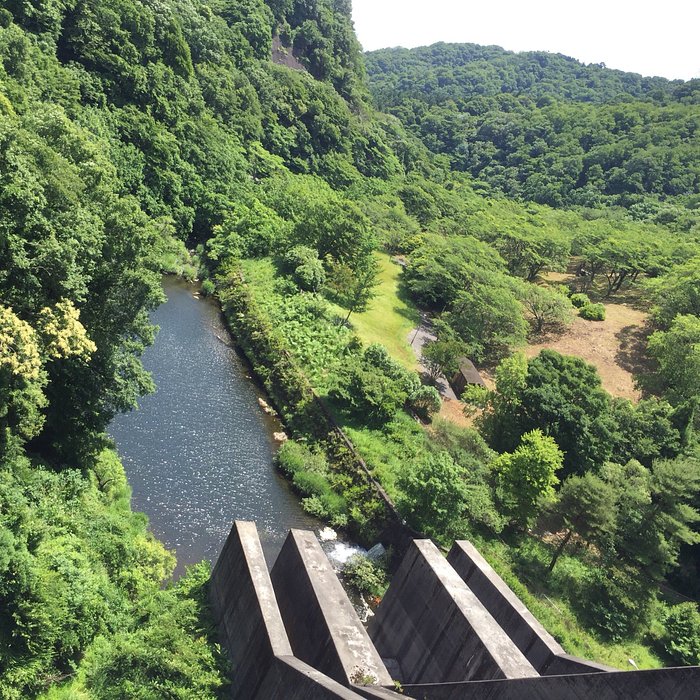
(1, 0, 699, 696)
(365, 43, 700, 219)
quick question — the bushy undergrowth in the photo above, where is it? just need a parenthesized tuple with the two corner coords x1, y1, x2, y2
(1, 450, 228, 700)
(343, 554, 388, 599)
(579, 302, 606, 321)
(476, 536, 664, 669)
(569, 292, 591, 308)
(276, 440, 349, 527)
(660, 602, 700, 666)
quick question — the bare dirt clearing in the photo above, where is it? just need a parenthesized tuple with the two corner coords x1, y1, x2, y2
(436, 397, 474, 428)
(525, 302, 650, 401)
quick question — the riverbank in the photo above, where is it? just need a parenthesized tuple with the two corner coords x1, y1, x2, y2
(216, 266, 415, 552)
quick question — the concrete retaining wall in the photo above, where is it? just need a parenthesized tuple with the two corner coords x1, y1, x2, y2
(260, 656, 364, 699)
(447, 541, 613, 675)
(271, 529, 393, 688)
(401, 666, 700, 700)
(210, 521, 364, 699)
(368, 540, 538, 684)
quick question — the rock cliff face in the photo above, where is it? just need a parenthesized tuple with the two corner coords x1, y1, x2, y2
(271, 35, 307, 72)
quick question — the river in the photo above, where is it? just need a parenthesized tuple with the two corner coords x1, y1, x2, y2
(109, 276, 320, 575)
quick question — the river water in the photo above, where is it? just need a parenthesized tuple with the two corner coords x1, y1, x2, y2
(109, 276, 319, 575)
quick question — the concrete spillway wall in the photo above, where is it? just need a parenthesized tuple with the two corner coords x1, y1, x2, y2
(209, 521, 364, 699)
(211, 523, 699, 700)
(368, 539, 538, 684)
(271, 529, 393, 688)
(447, 540, 613, 675)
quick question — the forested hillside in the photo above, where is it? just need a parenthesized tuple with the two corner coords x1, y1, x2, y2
(1, 2, 699, 697)
(365, 43, 700, 219)
(0, 0, 402, 696)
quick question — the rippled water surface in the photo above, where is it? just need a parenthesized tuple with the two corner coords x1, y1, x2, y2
(109, 276, 318, 574)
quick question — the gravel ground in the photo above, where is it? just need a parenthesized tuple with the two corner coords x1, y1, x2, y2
(407, 316, 458, 401)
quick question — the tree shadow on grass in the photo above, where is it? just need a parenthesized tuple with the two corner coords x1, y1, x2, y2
(394, 279, 423, 325)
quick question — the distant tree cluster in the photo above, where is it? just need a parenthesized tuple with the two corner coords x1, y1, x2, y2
(366, 43, 700, 220)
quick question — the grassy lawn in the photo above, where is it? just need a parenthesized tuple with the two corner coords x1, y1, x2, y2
(338, 252, 421, 371)
(241, 255, 422, 374)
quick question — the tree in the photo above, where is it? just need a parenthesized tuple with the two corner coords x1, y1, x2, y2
(648, 256, 700, 329)
(610, 398, 682, 466)
(518, 283, 573, 334)
(208, 199, 290, 261)
(575, 223, 670, 297)
(398, 451, 470, 540)
(647, 314, 700, 404)
(0, 306, 46, 455)
(490, 350, 616, 475)
(444, 274, 527, 362)
(422, 336, 465, 380)
(494, 429, 563, 527)
(281, 245, 327, 291)
(474, 207, 570, 280)
(326, 255, 380, 323)
(330, 344, 414, 424)
(402, 234, 505, 309)
(0, 300, 97, 458)
(547, 473, 618, 572)
(662, 603, 700, 666)
(603, 457, 700, 581)
(407, 384, 442, 421)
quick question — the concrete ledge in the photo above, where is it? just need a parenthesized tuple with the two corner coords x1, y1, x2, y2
(271, 529, 393, 688)
(447, 541, 613, 675)
(210, 520, 292, 697)
(400, 666, 700, 699)
(368, 540, 538, 684)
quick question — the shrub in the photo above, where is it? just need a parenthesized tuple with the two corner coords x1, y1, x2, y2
(80, 564, 228, 699)
(294, 259, 326, 291)
(578, 564, 656, 642)
(407, 385, 442, 421)
(292, 470, 331, 497)
(570, 292, 590, 308)
(343, 554, 388, 598)
(331, 362, 407, 424)
(301, 493, 348, 527)
(579, 303, 606, 321)
(397, 451, 469, 541)
(200, 279, 215, 296)
(661, 603, 700, 665)
(276, 440, 307, 476)
(276, 440, 327, 474)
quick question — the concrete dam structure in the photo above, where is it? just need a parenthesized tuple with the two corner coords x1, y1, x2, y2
(210, 521, 700, 699)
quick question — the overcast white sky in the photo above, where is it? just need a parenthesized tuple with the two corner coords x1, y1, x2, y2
(352, 0, 700, 81)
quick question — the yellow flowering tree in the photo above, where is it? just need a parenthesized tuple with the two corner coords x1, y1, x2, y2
(37, 298, 97, 362)
(0, 306, 46, 451)
(0, 300, 96, 455)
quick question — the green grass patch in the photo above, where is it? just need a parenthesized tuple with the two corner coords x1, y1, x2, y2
(335, 253, 421, 371)
(343, 412, 426, 501)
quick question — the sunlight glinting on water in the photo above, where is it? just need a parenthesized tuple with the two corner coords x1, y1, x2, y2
(109, 277, 319, 575)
